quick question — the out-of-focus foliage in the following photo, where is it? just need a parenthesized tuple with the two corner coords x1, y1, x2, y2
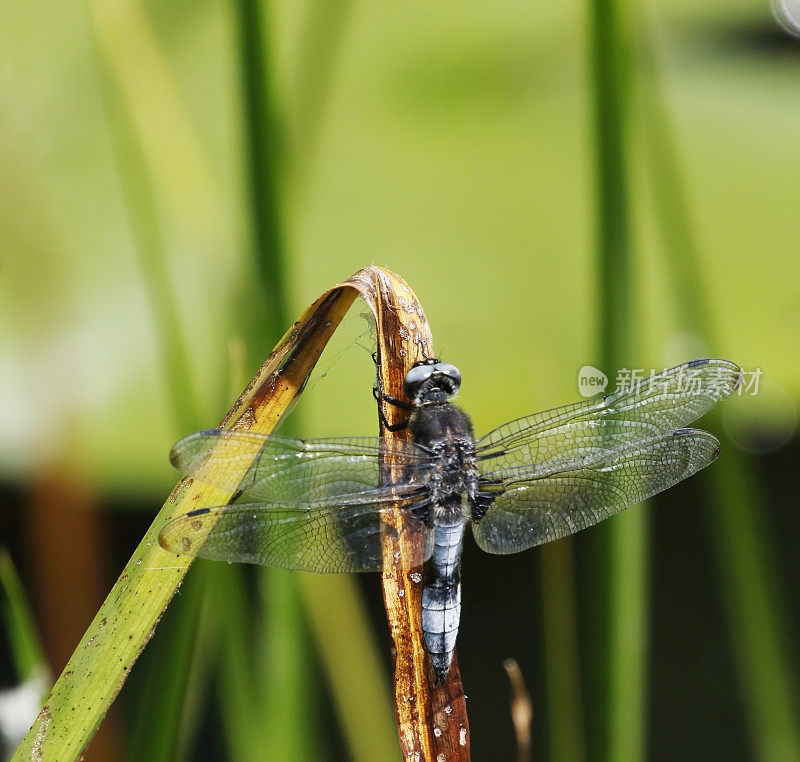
(1, 0, 799, 759)
(0, 550, 47, 684)
(1, 0, 797, 495)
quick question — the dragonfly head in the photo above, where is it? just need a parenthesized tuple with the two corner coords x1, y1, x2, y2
(403, 359, 462, 404)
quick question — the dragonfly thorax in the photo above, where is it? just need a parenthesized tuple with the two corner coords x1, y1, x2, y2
(409, 400, 480, 522)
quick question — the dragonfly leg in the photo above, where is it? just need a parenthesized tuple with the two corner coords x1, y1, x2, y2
(372, 387, 410, 431)
(372, 354, 413, 431)
(472, 478, 505, 520)
(372, 352, 413, 408)
(409, 499, 433, 524)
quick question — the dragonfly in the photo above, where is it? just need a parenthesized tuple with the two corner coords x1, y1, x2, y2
(160, 357, 742, 682)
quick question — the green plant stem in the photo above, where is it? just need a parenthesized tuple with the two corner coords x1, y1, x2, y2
(300, 575, 399, 762)
(639, 27, 800, 761)
(0, 548, 48, 683)
(127, 567, 208, 762)
(234, 0, 287, 347)
(540, 542, 586, 762)
(705, 455, 800, 762)
(292, 0, 355, 184)
(87, 7, 198, 434)
(589, 0, 633, 353)
(215, 566, 265, 762)
(258, 571, 316, 761)
(232, 2, 315, 759)
(85, 4, 225, 757)
(587, 1, 648, 760)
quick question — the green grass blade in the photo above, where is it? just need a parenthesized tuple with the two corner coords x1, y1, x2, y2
(84, 2, 221, 757)
(171, 570, 219, 762)
(291, 0, 355, 181)
(85, 0, 225, 241)
(234, 3, 396, 757)
(214, 566, 266, 762)
(300, 575, 399, 762)
(232, 1, 314, 757)
(289, 12, 401, 754)
(9, 307, 341, 760)
(705, 450, 800, 761)
(638, 27, 800, 760)
(84, 0, 198, 433)
(126, 567, 209, 762)
(0, 548, 48, 684)
(234, 0, 287, 347)
(257, 570, 316, 762)
(10, 497, 203, 759)
(586, 1, 648, 760)
(588, 0, 634, 356)
(540, 542, 586, 762)
(605, 509, 647, 762)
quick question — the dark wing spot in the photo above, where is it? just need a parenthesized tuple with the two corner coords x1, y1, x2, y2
(687, 358, 710, 367)
(187, 507, 211, 517)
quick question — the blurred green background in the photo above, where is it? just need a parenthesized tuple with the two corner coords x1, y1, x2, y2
(1, 0, 799, 759)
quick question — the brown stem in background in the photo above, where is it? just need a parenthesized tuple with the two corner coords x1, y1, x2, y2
(504, 659, 533, 762)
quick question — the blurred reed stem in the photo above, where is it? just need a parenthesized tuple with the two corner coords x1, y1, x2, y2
(232, 1, 316, 758)
(540, 542, 585, 762)
(127, 570, 212, 762)
(291, 0, 355, 184)
(215, 565, 269, 762)
(234, 0, 287, 346)
(299, 575, 399, 762)
(638, 26, 800, 761)
(586, 1, 648, 761)
(86, 1, 198, 435)
(0, 548, 48, 683)
(86, 4, 231, 758)
(172, 576, 219, 762)
(270, 9, 404, 725)
(258, 571, 317, 761)
(234, 2, 400, 760)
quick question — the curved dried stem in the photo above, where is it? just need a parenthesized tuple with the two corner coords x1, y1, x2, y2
(350, 268, 470, 760)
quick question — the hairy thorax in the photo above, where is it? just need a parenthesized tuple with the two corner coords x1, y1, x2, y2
(409, 402, 480, 523)
(428, 439, 480, 522)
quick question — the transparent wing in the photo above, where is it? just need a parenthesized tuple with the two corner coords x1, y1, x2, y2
(476, 358, 741, 478)
(473, 428, 719, 554)
(170, 429, 432, 500)
(159, 491, 434, 573)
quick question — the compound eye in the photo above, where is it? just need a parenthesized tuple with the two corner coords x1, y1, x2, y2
(433, 363, 462, 394)
(403, 363, 434, 399)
